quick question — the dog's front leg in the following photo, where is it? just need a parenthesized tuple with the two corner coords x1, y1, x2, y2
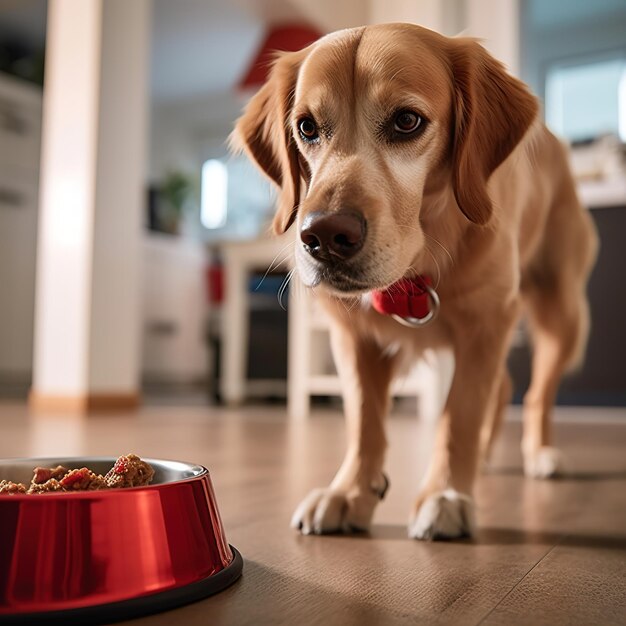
(291, 321, 395, 535)
(409, 307, 518, 540)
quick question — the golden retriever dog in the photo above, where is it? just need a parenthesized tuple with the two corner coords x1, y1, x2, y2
(233, 23, 598, 539)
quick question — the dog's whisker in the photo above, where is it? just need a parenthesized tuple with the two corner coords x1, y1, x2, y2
(278, 267, 297, 310)
(258, 246, 293, 287)
(423, 245, 442, 290)
(346, 296, 361, 314)
(424, 232, 454, 267)
(339, 296, 352, 314)
(398, 223, 454, 271)
(255, 241, 295, 291)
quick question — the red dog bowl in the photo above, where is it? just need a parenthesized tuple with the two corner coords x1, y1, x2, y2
(0, 457, 242, 624)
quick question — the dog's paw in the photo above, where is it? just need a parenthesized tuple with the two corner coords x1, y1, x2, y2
(290, 487, 379, 535)
(409, 489, 476, 540)
(524, 446, 563, 479)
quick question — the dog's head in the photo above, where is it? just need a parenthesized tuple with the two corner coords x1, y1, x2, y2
(233, 23, 537, 294)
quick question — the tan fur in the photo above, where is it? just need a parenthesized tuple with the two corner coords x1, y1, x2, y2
(234, 23, 598, 538)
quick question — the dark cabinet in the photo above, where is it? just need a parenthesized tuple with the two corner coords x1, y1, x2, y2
(509, 205, 626, 405)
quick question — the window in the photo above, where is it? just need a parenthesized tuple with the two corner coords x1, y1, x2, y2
(201, 159, 228, 229)
(545, 56, 626, 142)
(199, 155, 275, 239)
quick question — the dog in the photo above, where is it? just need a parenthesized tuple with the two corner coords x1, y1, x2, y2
(233, 23, 598, 540)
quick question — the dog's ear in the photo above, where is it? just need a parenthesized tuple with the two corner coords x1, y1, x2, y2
(449, 39, 538, 225)
(232, 50, 306, 235)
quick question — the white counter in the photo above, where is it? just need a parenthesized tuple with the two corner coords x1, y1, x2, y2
(577, 178, 626, 209)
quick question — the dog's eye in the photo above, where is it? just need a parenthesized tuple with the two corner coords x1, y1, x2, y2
(298, 117, 319, 142)
(393, 111, 423, 134)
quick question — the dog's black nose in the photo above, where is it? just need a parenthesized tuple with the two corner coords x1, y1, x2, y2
(300, 210, 366, 262)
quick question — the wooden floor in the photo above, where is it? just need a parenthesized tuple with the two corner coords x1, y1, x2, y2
(1, 401, 625, 626)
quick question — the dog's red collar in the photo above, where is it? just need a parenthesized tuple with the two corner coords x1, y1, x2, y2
(371, 276, 440, 327)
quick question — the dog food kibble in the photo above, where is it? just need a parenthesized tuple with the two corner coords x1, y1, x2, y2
(0, 480, 27, 494)
(0, 455, 155, 495)
(60, 468, 110, 491)
(32, 464, 68, 484)
(28, 479, 64, 494)
(104, 454, 155, 488)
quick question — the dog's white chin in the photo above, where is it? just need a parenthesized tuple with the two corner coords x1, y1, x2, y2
(297, 265, 372, 296)
(295, 252, 407, 297)
(321, 282, 371, 297)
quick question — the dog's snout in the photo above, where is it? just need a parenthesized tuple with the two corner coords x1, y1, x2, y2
(300, 210, 366, 262)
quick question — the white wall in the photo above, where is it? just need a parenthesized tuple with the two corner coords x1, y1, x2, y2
(142, 233, 207, 383)
(145, 93, 240, 383)
(149, 88, 275, 240)
(465, 0, 520, 76)
(150, 92, 231, 246)
(150, 90, 245, 182)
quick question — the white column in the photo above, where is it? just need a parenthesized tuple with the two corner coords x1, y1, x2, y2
(221, 246, 248, 406)
(288, 0, 368, 32)
(369, 0, 465, 35)
(287, 285, 312, 421)
(32, 0, 150, 412)
(465, 0, 521, 76)
(367, 0, 521, 73)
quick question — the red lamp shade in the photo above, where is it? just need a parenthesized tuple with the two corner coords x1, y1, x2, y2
(238, 23, 323, 90)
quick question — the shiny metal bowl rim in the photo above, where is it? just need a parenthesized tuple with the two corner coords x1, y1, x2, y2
(0, 456, 208, 497)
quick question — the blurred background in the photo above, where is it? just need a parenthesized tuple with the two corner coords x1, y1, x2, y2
(0, 0, 624, 415)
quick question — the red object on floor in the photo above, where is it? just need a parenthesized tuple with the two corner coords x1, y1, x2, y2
(238, 23, 323, 89)
(371, 276, 433, 320)
(207, 261, 224, 305)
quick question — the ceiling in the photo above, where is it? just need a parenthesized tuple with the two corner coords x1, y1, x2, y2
(151, 0, 268, 104)
(149, 0, 365, 104)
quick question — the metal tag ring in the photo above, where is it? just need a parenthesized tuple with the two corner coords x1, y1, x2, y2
(391, 283, 440, 328)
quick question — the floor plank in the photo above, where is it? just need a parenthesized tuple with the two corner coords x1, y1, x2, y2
(480, 540, 626, 626)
